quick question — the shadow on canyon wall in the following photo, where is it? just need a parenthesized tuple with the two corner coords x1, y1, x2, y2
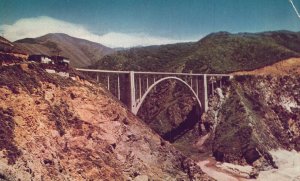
(163, 105, 201, 143)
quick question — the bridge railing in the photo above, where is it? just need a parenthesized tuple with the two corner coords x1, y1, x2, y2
(76, 68, 230, 76)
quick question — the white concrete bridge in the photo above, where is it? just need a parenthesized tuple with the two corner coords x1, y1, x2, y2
(77, 69, 230, 115)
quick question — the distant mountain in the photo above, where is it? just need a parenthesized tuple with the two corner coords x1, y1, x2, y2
(91, 30, 300, 73)
(14, 33, 115, 67)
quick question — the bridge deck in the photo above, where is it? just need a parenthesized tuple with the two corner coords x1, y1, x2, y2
(76, 68, 231, 77)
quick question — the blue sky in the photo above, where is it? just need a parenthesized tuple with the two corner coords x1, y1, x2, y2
(0, 0, 300, 47)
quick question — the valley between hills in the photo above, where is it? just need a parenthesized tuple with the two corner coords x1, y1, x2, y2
(0, 31, 300, 180)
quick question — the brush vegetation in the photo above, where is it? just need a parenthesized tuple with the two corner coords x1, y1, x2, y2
(92, 31, 300, 73)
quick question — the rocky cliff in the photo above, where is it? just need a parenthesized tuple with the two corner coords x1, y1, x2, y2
(0, 64, 211, 180)
(208, 76, 300, 169)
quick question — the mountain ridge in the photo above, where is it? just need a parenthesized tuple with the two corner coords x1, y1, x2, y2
(14, 33, 115, 68)
(91, 30, 300, 74)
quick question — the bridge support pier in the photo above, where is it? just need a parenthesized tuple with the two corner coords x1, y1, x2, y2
(119, 73, 132, 111)
(200, 75, 208, 112)
(129, 71, 137, 113)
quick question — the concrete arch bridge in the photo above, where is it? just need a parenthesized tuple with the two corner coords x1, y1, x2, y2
(77, 69, 231, 115)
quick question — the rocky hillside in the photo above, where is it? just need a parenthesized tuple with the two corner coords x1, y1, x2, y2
(14, 33, 114, 68)
(0, 64, 211, 180)
(207, 76, 300, 167)
(92, 30, 300, 73)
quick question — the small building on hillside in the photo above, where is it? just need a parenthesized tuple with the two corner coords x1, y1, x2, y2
(28, 55, 70, 67)
(28, 54, 70, 73)
(28, 54, 53, 64)
(50, 56, 70, 67)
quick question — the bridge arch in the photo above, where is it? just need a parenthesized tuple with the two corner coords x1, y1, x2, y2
(132, 76, 202, 115)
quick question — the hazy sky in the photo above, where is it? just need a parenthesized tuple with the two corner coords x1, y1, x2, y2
(0, 0, 300, 47)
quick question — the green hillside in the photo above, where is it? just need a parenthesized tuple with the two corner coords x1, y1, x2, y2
(91, 31, 300, 73)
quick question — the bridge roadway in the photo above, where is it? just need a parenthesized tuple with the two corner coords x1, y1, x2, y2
(77, 68, 231, 115)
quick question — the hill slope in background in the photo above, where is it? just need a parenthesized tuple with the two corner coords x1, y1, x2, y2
(14, 33, 115, 68)
(233, 57, 300, 75)
(0, 36, 26, 54)
(92, 30, 300, 73)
